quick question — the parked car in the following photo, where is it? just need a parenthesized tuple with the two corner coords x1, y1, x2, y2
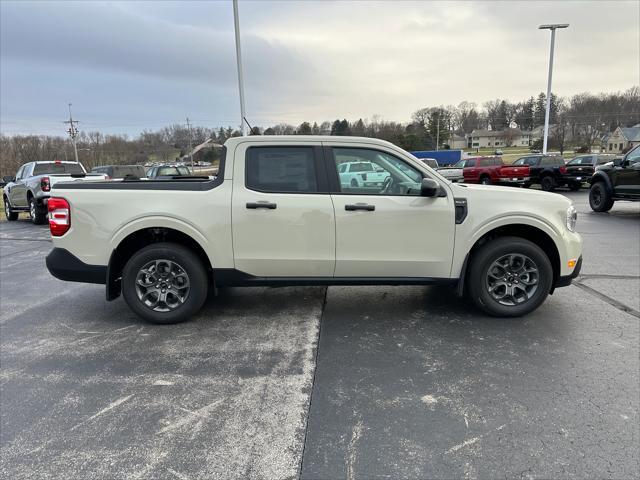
(3, 161, 106, 224)
(511, 154, 566, 191)
(417, 158, 464, 183)
(45, 135, 582, 324)
(561, 154, 616, 190)
(495, 149, 503, 155)
(91, 165, 147, 180)
(459, 156, 530, 186)
(337, 160, 390, 189)
(146, 165, 193, 179)
(589, 145, 640, 212)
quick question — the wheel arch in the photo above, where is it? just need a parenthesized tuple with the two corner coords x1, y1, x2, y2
(107, 226, 213, 301)
(590, 172, 613, 193)
(458, 221, 561, 295)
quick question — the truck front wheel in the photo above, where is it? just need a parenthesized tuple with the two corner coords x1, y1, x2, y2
(3, 197, 18, 221)
(121, 242, 208, 324)
(467, 237, 553, 317)
(589, 182, 614, 212)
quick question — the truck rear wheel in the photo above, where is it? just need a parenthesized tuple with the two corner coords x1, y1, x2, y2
(589, 182, 614, 212)
(467, 236, 553, 317)
(3, 197, 18, 221)
(29, 198, 47, 225)
(480, 175, 491, 185)
(121, 242, 208, 324)
(540, 176, 555, 192)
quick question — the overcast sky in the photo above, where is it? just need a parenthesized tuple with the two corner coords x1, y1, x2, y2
(1, 0, 638, 136)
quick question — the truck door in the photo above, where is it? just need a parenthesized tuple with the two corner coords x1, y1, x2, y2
(9, 164, 29, 208)
(231, 143, 336, 277)
(615, 147, 640, 195)
(326, 144, 455, 278)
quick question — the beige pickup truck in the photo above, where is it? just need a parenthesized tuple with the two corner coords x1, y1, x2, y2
(45, 136, 582, 324)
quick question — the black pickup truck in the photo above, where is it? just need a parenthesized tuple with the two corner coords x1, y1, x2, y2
(589, 145, 640, 212)
(511, 154, 566, 191)
(561, 154, 617, 190)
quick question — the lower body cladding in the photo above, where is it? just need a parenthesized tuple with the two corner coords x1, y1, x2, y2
(46, 245, 583, 325)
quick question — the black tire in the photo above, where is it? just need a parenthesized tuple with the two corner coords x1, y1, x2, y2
(29, 197, 47, 225)
(121, 242, 209, 324)
(480, 175, 491, 185)
(467, 236, 553, 317)
(589, 182, 614, 212)
(569, 182, 581, 191)
(522, 183, 531, 189)
(540, 175, 555, 192)
(3, 197, 18, 221)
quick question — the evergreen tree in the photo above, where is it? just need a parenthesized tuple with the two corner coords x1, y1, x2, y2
(297, 122, 312, 135)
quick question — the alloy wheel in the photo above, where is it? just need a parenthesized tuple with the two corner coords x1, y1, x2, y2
(485, 253, 539, 306)
(135, 259, 191, 312)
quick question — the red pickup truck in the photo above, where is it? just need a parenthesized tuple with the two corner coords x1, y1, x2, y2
(458, 156, 530, 186)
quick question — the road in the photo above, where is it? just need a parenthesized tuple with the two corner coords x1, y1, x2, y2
(1, 191, 638, 479)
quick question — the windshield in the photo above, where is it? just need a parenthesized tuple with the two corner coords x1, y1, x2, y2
(513, 157, 539, 166)
(157, 166, 191, 176)
(453, 159, 471, 168)
(112, 166, 146, 177)
(33, 162, 85, 175)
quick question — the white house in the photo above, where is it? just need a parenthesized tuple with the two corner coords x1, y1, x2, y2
(468, 129, 531, 148)
(607, 125, 640, 152)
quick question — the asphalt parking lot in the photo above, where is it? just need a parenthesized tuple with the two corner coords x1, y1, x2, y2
(1, 191, 638, 479)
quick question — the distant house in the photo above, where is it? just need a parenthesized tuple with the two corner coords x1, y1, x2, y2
(468, 129, 531, 148)
(607, 125, 640, 152)
(446, 134, 467, 149)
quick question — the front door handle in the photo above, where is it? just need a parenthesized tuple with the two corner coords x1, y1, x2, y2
(345, 203, 375, 211)
(246, 201, 277, 210)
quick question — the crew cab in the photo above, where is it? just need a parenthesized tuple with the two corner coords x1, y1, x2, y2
(338, 161, 389, 189)
(589, 144, 640, 212)
(45, 136, 582, 324)
(459, 157, 530, 186)
(3, 161, 106, 224)
(512, 154, 567, 191)
(560, 154, 615, 190)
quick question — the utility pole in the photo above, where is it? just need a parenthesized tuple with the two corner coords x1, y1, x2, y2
(233, 0, 247, 136)
(186, 117, 194, 170)
(436, 112, 440, 151)
(64, 103, 79, 162)
(539, 23, 569, 154)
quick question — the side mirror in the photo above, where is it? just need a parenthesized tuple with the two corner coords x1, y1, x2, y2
(621, 159, 630, 168)
(3, 176, 15, 183)
(420, 178, 440, 197)
(613, 158, 623, 167)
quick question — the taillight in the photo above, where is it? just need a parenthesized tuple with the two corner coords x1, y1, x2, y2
(559, 166, 567, 174)
(40, 176, 50, 192)
(48, 197, 70, 236)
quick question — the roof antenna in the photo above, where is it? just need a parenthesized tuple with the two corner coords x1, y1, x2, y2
(243, 117, 258, 135)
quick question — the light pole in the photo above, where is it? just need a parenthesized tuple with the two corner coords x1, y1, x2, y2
(233, 0, 247, 136)
(539, 23, 569, 154)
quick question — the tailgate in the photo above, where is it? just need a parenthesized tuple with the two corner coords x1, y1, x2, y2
(499, 165, 530, 178)
(566, 165, 594, 177)
(49, 174, 107, 186)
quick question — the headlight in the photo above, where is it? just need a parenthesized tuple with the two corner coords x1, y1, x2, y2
(566, 205, 577, 232)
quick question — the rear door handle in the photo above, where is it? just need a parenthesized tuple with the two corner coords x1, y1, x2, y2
(345, 203, 375, 211)
(246, 201, 277, 210)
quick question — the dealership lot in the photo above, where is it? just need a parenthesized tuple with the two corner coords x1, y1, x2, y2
(1, 191, 638, 479)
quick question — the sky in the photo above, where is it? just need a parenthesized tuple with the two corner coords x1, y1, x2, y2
(1, 0, 638, 136)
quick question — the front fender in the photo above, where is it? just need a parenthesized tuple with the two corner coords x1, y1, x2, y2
(590, 171, 613, 193)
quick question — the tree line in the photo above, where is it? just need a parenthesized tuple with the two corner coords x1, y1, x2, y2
(1, 87, 637, 176)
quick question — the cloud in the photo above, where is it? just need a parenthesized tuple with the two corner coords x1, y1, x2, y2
(1, 0, 638, 136)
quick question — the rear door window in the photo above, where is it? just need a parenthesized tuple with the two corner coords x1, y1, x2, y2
(246, 147, 319, 193)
